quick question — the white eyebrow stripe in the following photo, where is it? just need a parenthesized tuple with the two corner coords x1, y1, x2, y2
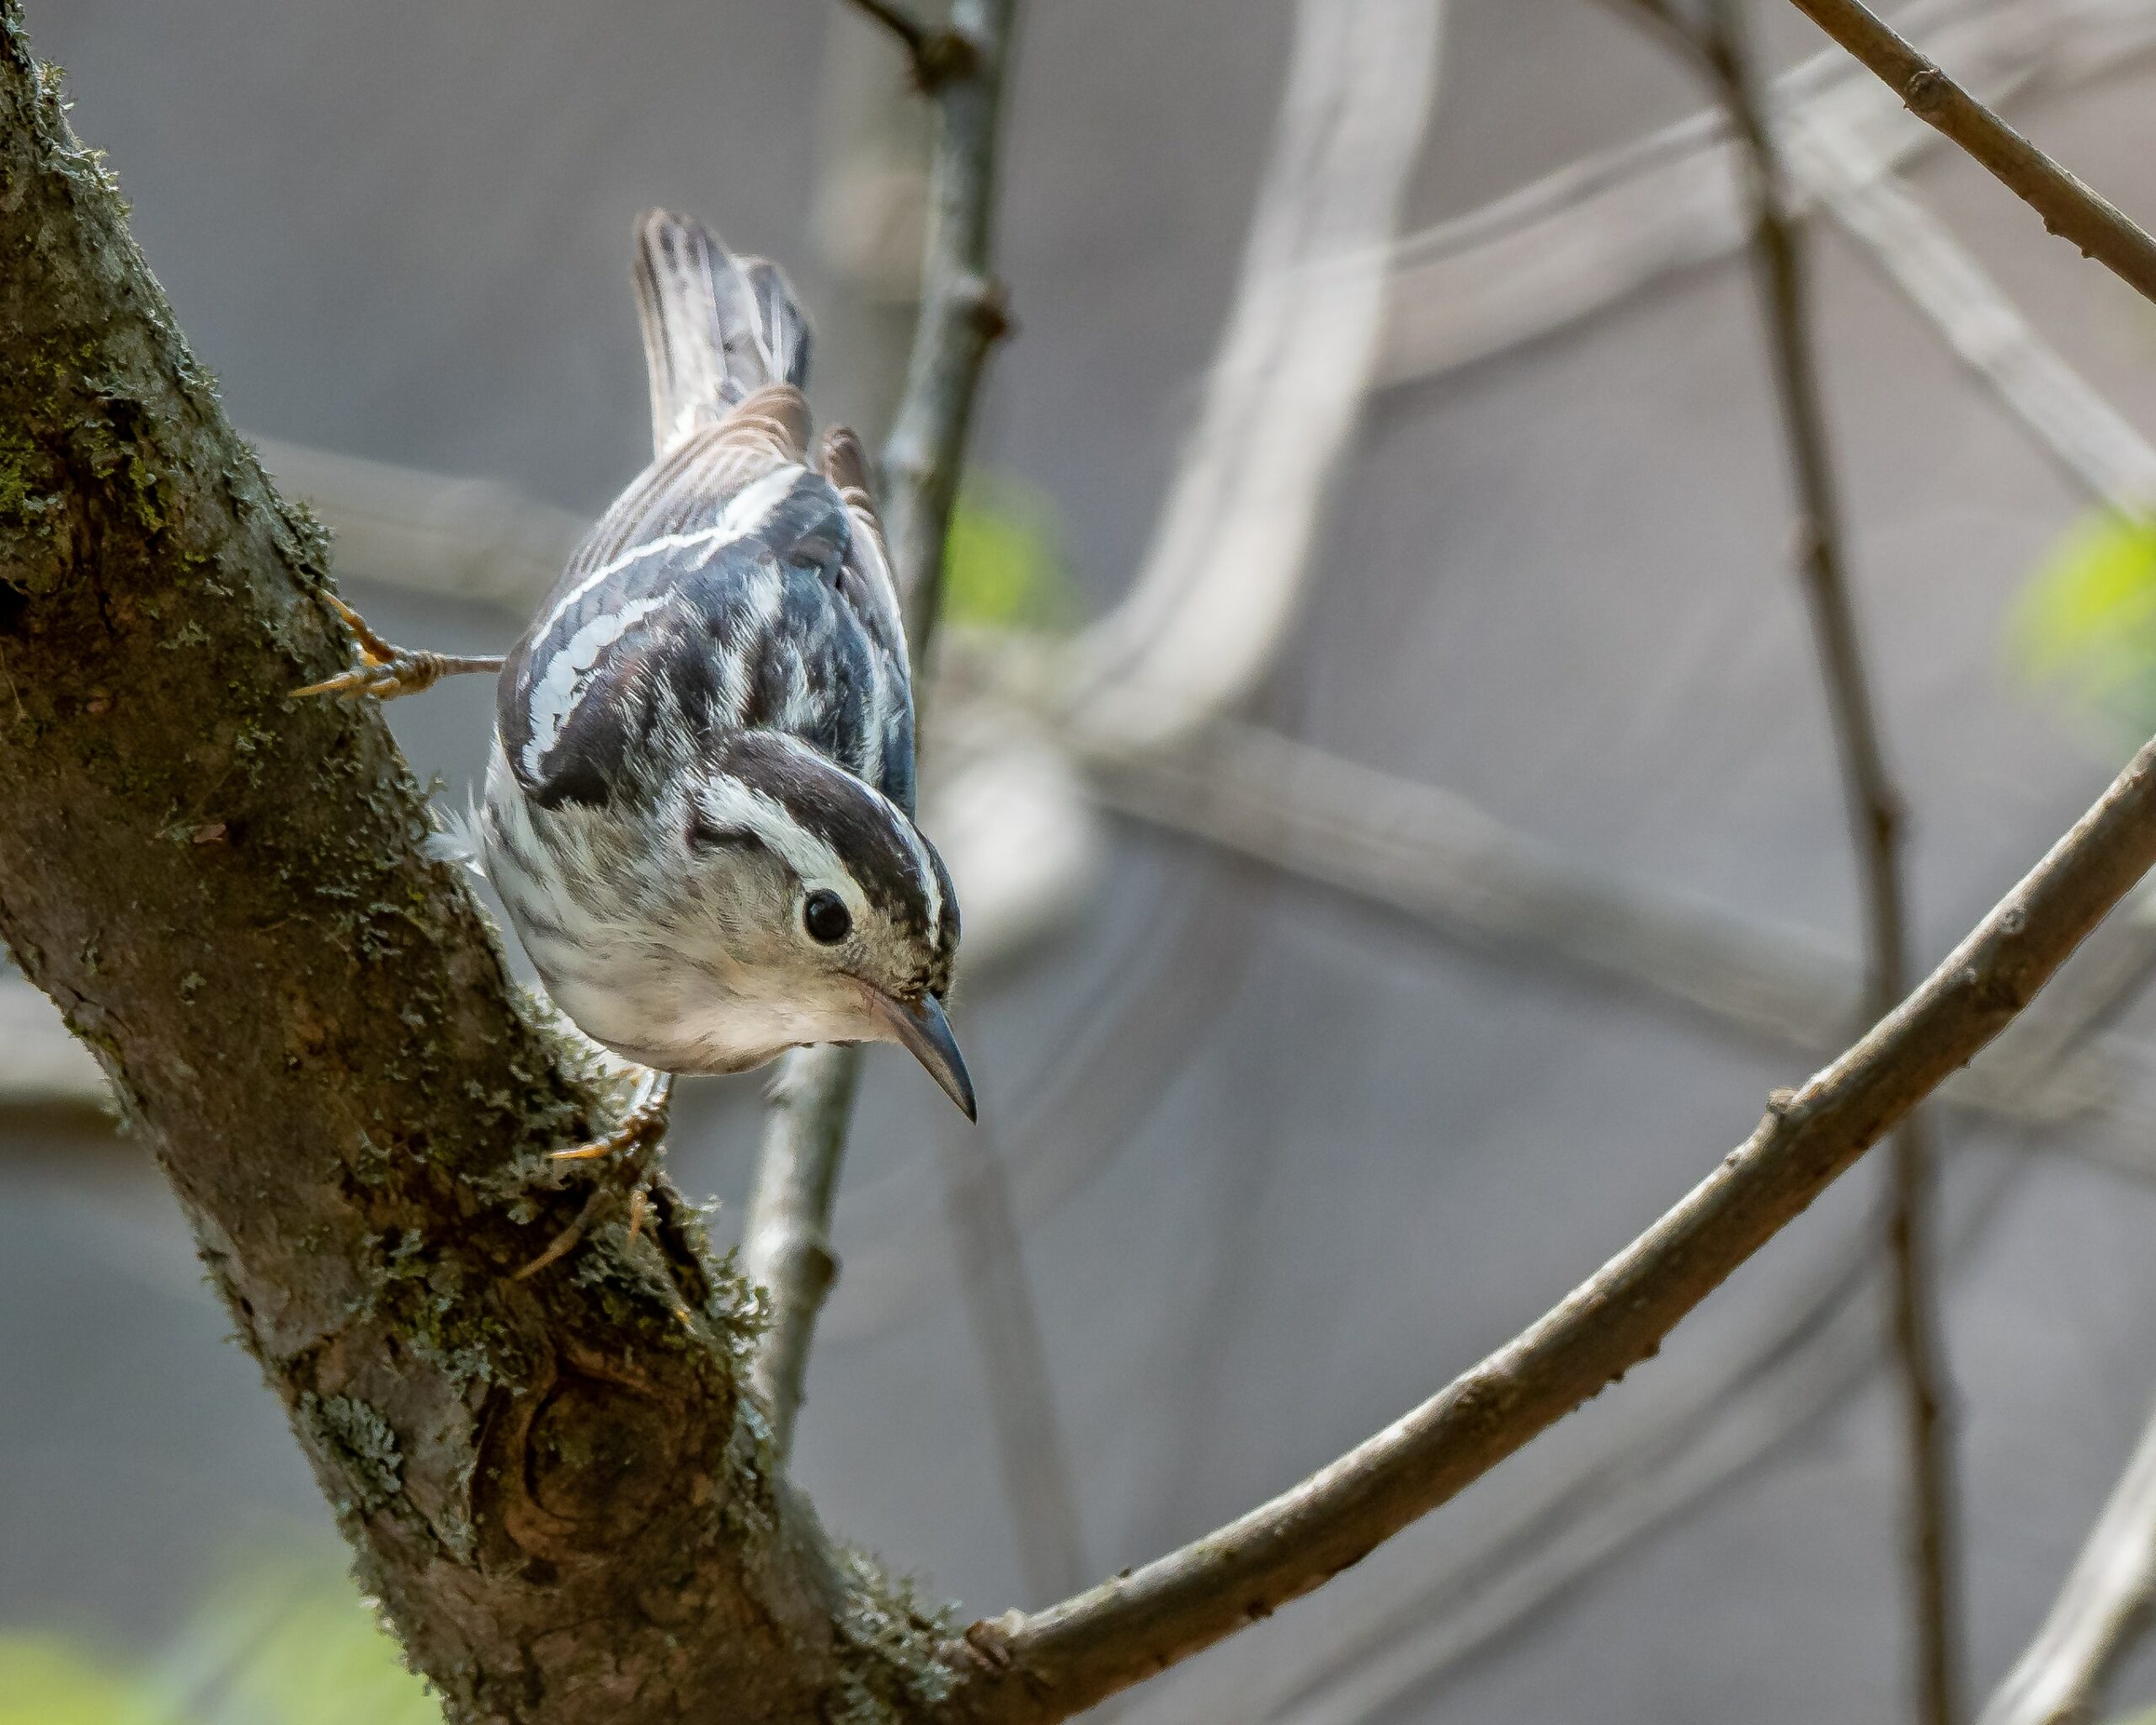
(748, 728, 939, 932)
(536, 462, 812, 644)
(694, 770, 867, 922)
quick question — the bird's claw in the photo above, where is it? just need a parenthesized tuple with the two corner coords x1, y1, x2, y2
(296, 591, 502, 702)
(550, 1070, 675, 1163)
(513, 1071, 675, 1279)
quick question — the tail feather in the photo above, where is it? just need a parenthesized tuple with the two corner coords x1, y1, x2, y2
(633, 209, 812, 458)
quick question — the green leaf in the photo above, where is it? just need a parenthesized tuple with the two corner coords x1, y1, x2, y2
(2007, 508, 2156, 740)
(0, 1542, 438, 1725)
(939, 474, 1075, 633)
(0, 1632, 185, 1725)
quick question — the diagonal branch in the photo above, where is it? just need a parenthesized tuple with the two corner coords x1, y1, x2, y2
(945, 724, 2156, 1723)
(743, 0, 1017, 1461)
(1780, 0, 2156, 304)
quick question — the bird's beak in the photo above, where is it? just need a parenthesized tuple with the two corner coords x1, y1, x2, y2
(869, 990, 976, 1120)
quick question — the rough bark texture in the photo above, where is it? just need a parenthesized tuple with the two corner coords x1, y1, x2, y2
(0, 14, 948, 1722)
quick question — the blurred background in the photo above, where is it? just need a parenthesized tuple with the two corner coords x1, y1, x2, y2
(11, 1, 2156, 1721)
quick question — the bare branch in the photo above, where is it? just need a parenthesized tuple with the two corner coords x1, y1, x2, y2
(1664, 1, 1963, 1717)
(742, 0, 1017, 1459)
(1165, 911, 2156, 1725)
(1977, 1395, 2156, 1725)
(883, 0, 1018, 648)
(945, 726, 2156, 1723)
(741, 1044, 862, 1455)
(1781, 0, 2156, 305)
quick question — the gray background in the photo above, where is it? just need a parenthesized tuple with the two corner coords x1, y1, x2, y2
(8, 1, 2156, 1721)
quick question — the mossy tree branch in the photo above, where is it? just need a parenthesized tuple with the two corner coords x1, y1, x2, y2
(0, 12, 953, 1722)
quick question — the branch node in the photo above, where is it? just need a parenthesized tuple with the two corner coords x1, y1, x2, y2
(960, 1615, 1021, 1672)
(915, 26, 983, 92)
(1902, 64, 1948, 116)
(961, 272, 1015, 343)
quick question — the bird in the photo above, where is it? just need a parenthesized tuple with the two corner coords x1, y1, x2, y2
(299, 211, 973, 1151)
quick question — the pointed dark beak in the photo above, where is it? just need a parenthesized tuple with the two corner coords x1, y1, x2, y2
(870, 991, 977, 1120)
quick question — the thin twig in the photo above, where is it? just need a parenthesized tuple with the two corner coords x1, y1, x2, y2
(1627, 2, 1963, 1717)
(1977, 1394, 2156, 1725)
(741, 0, 1017, 1461)
(1780, 0, 2156, 306)
(945, 723, 2156, 1725)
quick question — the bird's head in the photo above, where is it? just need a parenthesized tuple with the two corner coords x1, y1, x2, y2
(648, 731, 970, 1114)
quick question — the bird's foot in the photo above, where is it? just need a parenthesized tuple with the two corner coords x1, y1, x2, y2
(550, 1069, 674, 1163)
(295, 591, 504, 702)
(514, 1071, 675, 1280)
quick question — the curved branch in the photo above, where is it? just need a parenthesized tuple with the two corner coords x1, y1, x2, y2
(946, 728, 2156, 1723)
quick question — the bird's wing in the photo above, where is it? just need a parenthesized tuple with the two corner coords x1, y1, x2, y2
(564, 384, 810, 578)
(817, 426, 910, 673)
(501, 427, 914, 812)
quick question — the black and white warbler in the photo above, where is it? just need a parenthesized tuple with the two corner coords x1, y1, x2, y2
(301, 211, 973, 1137)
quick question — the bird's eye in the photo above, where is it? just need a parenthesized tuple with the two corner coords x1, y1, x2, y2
(802, 889, 852, 944)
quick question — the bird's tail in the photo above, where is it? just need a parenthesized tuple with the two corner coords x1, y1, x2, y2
(632, 208, 812, 458)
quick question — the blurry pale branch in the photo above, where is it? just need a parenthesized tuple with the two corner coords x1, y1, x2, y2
(944, 729, 2156, 1722)
(741, 0, 1018, 1463)
(1786, 121, 2156, 521)
(256, 438, 587, 612)
(741, 1041, 862, 1457)
(1978, 1396, 2156, 1725)
(1780, 0, 2156, 302)
(1057, 0, 1448, 753)
(1657, 0, 1965, 1717)
(1376, 0, 2156, 387)
(1097, 727, 2156, 1175)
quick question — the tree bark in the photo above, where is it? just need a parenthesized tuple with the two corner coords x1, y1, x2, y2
(0, 14, 947, 1722)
